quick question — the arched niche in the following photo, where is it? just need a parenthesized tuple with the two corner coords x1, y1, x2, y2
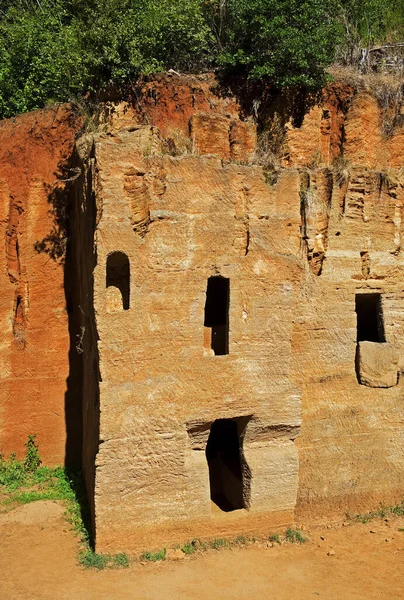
(106, 252, 130, 311)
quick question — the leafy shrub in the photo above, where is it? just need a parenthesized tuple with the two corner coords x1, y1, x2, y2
(0, 452, 26, 490)
(0, 0, 211, 118)
(0, 1, 402, 118)
(0, 0, 86, 118)
(209, 0, 343, 87)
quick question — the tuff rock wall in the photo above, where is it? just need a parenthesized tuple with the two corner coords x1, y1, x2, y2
(0, 106, 81, 465)
(79, 74, 403, 551)
(0, 74, 403, 552)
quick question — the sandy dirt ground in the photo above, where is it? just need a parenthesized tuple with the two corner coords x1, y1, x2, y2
(0, 501, 403, 600)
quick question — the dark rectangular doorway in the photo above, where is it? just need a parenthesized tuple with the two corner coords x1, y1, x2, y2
(205, 418, 250, 512)
(355, 293, 385, 342)
(204, 277, 229, 355)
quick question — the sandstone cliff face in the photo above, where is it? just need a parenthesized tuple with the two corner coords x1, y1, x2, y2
(0, 106, 81, 465)
(89, 135, 302, 551)
(73, 74, 403, 551)
(281, 81, 404, 521)
(0, 73, 403, 552)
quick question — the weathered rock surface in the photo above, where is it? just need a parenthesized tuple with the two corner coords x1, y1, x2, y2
(0, 73, 403, 552)
(356, 342, 398, 388)
(0, 106, 82, 465)
(87, 128, 301, 552)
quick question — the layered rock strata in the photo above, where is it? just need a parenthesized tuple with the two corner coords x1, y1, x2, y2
(0, 106, 81, 465)
(74, 122, 302, 551)
(1, 74, 403, 551)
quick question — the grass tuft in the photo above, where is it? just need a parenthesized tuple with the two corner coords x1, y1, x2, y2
(113, 553, 130, 567)
(140, 548, 166, 562)
(0, 436, 128, 569)
(78, 550, 130, 570)
(181, 539, 198, 555)
(348, 501, 404, 524)
(79, 551, 111, 570)
(210, 538, 230, 550)
(233, 535, 248, 546)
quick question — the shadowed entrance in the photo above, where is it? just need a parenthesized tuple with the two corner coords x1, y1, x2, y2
(204, 277, 229, 355)
(206, 418, 251, 512)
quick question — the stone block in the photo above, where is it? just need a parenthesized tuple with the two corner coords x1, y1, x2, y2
(356, 341, 398, 388)
(189, 112, 231, 158)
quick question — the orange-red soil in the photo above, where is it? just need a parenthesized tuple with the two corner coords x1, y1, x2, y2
(0, 106, 82, 465)
(0, 500, 403, 600)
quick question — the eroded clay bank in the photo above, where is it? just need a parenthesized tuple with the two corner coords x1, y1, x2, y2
(0, 73, 403, 552)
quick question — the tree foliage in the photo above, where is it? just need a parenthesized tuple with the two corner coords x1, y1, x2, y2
(0, 0, 402, 118)
(0, 0, 85, 117)
(340, 0, 404, 46)
(207, 0, 341, 87)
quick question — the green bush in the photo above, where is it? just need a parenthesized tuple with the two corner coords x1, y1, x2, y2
(23, 435, 42, 472)
(0, 1, 402, 119)
(72, 0, 212, 84)
(340, 0, 404, 47)
(208, 0, 343, 87)
(0, 452, 26, 490)
(0, 0, 212, 118)
(0, 0, 86, 118)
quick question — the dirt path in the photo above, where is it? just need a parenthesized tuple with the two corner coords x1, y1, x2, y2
(0, 501, 403, 600)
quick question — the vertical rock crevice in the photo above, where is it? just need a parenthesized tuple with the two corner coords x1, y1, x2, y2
(12, 293, 26, 349)
(48, 133, 101, 545)
(234, 180, 250, 256)
(6, 196, 27, 348)
(71, 140, 100, 546)
(6, 200, 22, 284)
(124, 168, 150, 236)
(300, 169, 333, 275)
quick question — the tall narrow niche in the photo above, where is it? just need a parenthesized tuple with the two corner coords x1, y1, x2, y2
(205, 418, 251, 512)
(204, 277, 230, 355)
(106, 252, 130, 311)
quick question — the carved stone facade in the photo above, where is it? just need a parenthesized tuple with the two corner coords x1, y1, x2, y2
(1, 76, 403, 553)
